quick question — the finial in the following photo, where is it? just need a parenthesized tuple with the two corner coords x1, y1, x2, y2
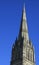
(23, 3, 25, 12)
(22, 3, 26, 20)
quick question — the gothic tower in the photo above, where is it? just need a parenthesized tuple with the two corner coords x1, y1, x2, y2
(10, 5, 35, 65)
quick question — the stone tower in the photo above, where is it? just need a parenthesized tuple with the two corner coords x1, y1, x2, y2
(10, 5, 35, 65)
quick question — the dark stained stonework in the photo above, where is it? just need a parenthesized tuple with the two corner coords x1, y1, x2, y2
(10, 5, 35, 65)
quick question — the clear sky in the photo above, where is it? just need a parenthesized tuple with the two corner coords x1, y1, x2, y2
(0, 0, 39, 65)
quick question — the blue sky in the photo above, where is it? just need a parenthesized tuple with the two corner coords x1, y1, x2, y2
(0, 0, 39, 65)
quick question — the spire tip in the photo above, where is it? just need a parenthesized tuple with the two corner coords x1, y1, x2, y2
(23, 3, 25, 12)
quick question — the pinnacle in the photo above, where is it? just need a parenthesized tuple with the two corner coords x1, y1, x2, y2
(22, 3, 26, 21)
(23, 3, 25, 12)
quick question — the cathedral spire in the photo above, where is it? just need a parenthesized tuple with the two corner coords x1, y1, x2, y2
(10, 5, 35, 65)
(19, 4, 29, 41)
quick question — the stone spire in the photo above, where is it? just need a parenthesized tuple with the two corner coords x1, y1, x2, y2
(10, 4, 35, 65)
(19, 4, 29, 42)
